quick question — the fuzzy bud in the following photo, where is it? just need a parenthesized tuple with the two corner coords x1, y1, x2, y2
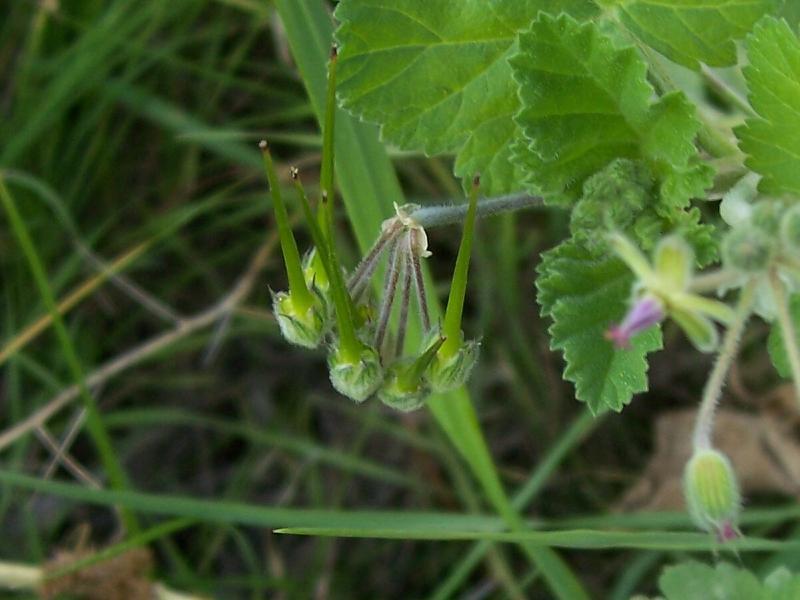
(328, 344, 383, 402)
(272, 291, 327, 349)
(751, 200, 783, 235)
(721, 226, 774, 273)
(780, 205, 800, 259)
(683, 448, 741, 542)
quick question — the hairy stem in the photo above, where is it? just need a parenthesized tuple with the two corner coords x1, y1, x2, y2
(770, 269, 800, 406)
(692, 280, 757, 449)
(348, 221, 401, 299)
(395, 247, 413, 359)
(409, 242, 431, 332)
(410, 193, 541, 229)
(375, 234, 403, 356)
(688, 269, 741, 294)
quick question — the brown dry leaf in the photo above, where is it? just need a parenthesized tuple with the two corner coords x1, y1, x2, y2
(40, 546, 153, 600)
(617, 408, 800, 512)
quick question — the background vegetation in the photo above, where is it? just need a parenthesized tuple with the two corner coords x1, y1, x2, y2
(1, 1, 798, 598)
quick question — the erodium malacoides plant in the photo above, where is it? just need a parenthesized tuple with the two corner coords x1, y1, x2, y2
(266, 6, 800, 544)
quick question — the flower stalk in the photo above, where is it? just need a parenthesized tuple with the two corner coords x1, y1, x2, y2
(692, 279, 757, 449)
(319, 45, 338, 239)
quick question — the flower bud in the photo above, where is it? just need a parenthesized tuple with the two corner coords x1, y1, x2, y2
(683, 448, 741, 542)
(272, 291, 327, 349)
(751, 200, 783, 235)
(721, 226, 774, 273)
(606, 295, 665, 349)
(428, 334, 480, 393)
(780, 205, 800, 259)
(328, 343, 383, 402)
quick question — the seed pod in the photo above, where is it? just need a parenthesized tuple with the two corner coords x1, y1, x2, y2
(328, 343, 383, 403)
(378, 337, 445, 411)
(683, 448, 741, 541)
(302, 247, 330, 294)
(428, 334, 480, 393)
(272, 291, 327, 349)
(378, 358, 431, 412)
(780, 205, 800, 259)
(432, 175, 481, 392)
(721, 226, 774, 273)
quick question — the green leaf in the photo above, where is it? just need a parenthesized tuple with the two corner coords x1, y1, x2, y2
(537, 239, 662, 413)
(736, 16, 800, 196)
(511, 13, 709, 205)
(334, 0, 599, 195)
(659, 562, 765, 600)
(779, 0, 800, 30)
(767, 294, 800, 378)
(608, 0, 776, 70)
(658, 561, 800, 600)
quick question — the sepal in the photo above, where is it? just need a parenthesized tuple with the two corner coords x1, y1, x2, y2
(272, 290, 328, 349)
(328, 343, 383, 402)
(428, 331, 480, 393)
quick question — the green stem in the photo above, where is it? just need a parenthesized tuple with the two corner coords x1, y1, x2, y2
(0, 178, 139, 534)
(259, 142, 314, 312)
(692, 280, 756, 449)
(440, 176, 479, 360)
(291, 170, 362, 363)
(319, 46, 338, 238)
(700, 65, 755, 117)
(770, 269, 800, 407)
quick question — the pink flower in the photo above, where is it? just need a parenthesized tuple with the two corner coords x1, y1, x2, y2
(606, 296, 664, 349)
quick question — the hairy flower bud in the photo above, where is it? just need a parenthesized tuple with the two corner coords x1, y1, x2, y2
(780, 205, 800, 259)
(683, 448, 741, 542)
(272, 291, 327, 349)
(722, 226, 774, 273)
(328, 344, 383, 402)
(751, 200, 784, 235)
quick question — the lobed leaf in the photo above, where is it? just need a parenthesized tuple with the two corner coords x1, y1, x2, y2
(736, 16, 800, 197)
(334, 0, 599, 195)
(658, 561, 800, 599)
(511, 13, 709, 205)
(537, 240, 662, 413)
(609, 0, 776, 70)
